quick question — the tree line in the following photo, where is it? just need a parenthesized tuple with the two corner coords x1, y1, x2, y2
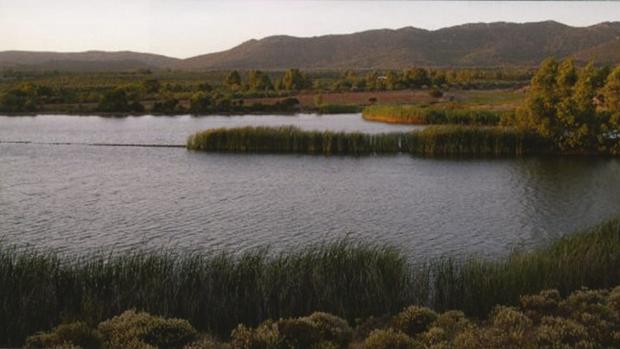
(515, 58, 620, 154)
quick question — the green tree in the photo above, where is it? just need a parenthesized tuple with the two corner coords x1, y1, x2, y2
(225, 71, 242, 90)
(516, 58, 559, 137)
(97, 89, 130, 112)
(189, 91, 212, 113)
(247, 70, 273, 91)
(0, 86, 38, 112)
(142, 79, 160, 94)
(281, 69, 308, 91)
(405, 68, 431, 88)
(603, 64, 620, 114)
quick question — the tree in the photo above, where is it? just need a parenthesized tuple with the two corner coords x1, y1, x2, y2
(516, 58, 559, 137)
(225, 71, 242, 90)
(198, 82, 213, 92)
(405, 68, 431, 88)
(599, 64, 620, 153)
(189, 91, 212, 113)
(97, 89, 130, 112)
(557, 62, 597, 150)
(384, 71, 404, 90)
(142, 79, 160, 94)
(247, 70, 273, 91)
(0, 86, 38, 112)
(281, 69, 308, 91)
(603, 65, 620, 114)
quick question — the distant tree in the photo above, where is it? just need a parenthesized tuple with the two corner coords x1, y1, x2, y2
(189, 91, 212, 113)
(247, 70, 273, 91)
(152, 96, 180, 114)
(0, 84, 39, 112)
(281, 69, 308, 91)
(142, 79, 161, 94)
(97, 89, 130, 112)
(198, 82, 213, 92)
(225, 71, 242, 90)
(384, 71, 404, 90)
(405, 68, 431, 88)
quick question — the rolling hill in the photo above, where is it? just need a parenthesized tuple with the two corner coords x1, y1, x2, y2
(1, 21, 620, 71)
(0, 51, 180, 71)
(178, 21, 620, 70)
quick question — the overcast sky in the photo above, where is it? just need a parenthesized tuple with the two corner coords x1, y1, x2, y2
(1, 1, 620, 58)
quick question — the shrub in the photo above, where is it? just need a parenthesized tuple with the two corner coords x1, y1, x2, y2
(363, 329, 421, 349)
(304, 312, 352, 348)
(483, 307, 533, 349)
(230, 321, 280, 349)
(609, 286, 620, 315)
(520, 289, 561, 321)
(184, 336, 229, 349)
(535, 316, 591, 349)
(392, 306, 438, 337)
(97, 310, 197, 349)
(276, 318, 321, 349)
(431, 310, 471, 337)
(25, 322, 103, 349)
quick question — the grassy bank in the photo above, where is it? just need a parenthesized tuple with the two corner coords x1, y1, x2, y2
(2, 217, 620, 346)
(186, 126, 548, 157)
(362, 104, 507, 126)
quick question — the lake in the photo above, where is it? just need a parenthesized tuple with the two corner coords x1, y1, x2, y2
(1, 114, 620, 260)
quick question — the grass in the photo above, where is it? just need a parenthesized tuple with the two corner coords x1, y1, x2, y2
(362, 104, 507, 125)
(2, 217, 620, 346)
(186, 125, 549, 157)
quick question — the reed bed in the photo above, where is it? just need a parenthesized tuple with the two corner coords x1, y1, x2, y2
(1, 217, 620, 346)
(362, 104, 505, 125)
(186, 126, 549, 157)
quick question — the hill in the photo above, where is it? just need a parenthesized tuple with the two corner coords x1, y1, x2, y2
(2, 21, 620, 71)
(0, 51, 180, 71)
(178, 21, 620, 70)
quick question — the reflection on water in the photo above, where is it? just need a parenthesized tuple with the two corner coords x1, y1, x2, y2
(1, 115, 619, 260)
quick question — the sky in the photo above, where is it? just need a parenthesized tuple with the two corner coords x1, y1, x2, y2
(1, 1, 620, 58)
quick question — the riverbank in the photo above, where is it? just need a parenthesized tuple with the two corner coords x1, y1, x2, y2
(2, 217, 619, 346)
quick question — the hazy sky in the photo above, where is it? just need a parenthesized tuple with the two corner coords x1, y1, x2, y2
(1, 1, 620, 58)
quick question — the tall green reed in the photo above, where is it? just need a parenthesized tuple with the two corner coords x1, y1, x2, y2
(1, 217, 619, 346)
(186, 126, 549, 157)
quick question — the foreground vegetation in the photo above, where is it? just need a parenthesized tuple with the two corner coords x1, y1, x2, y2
(186, 126, 547, 157)
(2, 217, 620, 346)
(23, 286, 620, 349)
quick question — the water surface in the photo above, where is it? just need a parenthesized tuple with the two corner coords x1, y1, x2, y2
(1, 114, 619, 260)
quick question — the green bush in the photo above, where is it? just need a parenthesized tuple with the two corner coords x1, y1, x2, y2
(535, 316, 590, 349)
(230, 321, 280, 349)
(363, 329, 421, 349)
(304, 312, 352, 348)
(392, 306, 438, 337)
(97, 310, 197, 349)
(276, 318, 321, 349)
(25, 322, 103, 349)
(519, 289, 561, 321)
(609, 286, 620, 315)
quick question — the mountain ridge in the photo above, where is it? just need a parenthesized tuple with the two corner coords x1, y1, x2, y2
(2, 21, 620, 71)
